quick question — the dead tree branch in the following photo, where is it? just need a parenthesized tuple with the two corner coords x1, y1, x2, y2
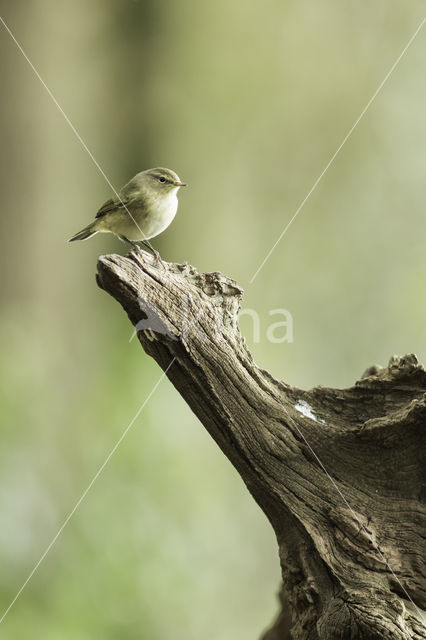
(96, 251, 425, 640)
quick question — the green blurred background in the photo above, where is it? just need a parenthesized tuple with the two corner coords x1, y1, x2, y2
(0, 1, 425, 638)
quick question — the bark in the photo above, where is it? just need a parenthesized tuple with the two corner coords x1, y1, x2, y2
(96, 251, 426, 640)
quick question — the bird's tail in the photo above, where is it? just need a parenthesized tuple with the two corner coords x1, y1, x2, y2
(68, 222, 99, 242)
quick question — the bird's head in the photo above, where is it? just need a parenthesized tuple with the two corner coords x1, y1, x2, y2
(144, 167, 187, 192)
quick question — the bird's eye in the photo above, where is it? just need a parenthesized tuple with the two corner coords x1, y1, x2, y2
(158, 177, 166, 183)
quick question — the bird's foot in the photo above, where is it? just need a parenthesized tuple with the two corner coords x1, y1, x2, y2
(139, 240, 165, 268)
(153, 249, 165, 269)
(133, 244, 146, 257)
(119, 235, 146, 260)
(131, 250, 146, 271)
(130, 244, 165, 269)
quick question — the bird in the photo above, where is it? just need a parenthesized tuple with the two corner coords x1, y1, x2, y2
(68, 167, 187, 262)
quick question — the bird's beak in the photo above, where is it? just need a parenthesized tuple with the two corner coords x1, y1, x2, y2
(175, 181, 187, 187)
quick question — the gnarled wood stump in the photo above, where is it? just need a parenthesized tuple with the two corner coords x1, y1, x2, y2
(96, 251, 425, 640)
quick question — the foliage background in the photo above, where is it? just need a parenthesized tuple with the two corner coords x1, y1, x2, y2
(0, 2, 425, 638)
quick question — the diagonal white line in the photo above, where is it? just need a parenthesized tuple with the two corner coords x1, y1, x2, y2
(249, 16, 426, 285)
(0, 15, 154, 250)
(281, 404, 422, 620)
(0, 14, 179, 621)
(0, 11, 424, 631)
(0, 360, 175, 624)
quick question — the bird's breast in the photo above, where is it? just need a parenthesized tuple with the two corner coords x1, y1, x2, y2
(139, 190, 178, 240)
(106, 189, 179, 242)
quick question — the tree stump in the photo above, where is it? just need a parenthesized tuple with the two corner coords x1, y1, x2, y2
(96, 251, 425, 640)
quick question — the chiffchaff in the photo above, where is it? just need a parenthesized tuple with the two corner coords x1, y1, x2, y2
(69, 167, 186, 261)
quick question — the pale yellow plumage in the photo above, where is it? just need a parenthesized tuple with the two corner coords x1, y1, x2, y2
(69, 167, 186, 259)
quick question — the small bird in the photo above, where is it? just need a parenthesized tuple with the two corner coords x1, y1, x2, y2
(69, 167, 187, 261)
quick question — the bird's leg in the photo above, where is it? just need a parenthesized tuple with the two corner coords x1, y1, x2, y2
(153, 249, 165, 269)
(141, 240, 165, 269)
(119, 235, 139, 250)
(119, 236, 164, 268)
(119, 235, 146, 261)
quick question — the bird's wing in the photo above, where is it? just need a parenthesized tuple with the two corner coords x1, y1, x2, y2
(95, 197, 129, 219)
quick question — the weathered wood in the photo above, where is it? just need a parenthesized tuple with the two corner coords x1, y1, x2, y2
(96, 251, 426, 640)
